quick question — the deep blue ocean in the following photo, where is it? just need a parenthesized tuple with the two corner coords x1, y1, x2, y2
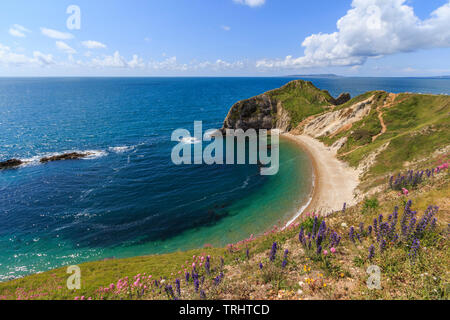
(0, 77, 449, 281)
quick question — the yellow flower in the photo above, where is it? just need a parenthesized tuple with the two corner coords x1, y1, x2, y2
(323, 283, 327, 287)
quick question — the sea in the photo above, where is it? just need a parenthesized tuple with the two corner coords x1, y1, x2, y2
(1, 76, 449, 281)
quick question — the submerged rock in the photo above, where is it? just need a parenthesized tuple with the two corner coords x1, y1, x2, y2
(40, 152, 91, 163)
(0, 159, 23, 169)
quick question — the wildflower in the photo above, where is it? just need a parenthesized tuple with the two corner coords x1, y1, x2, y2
(323, 250, 328, 256)
(316, 245, 322, 255)
(282, 260, 288, 268)
(175, 279, 181, 297)
(200, 290, 206, 300)
(246, 247, 250, 260)
(284, 249, 289, 259)
(185, 272, 190, 283)
(342, 203, 346, 213)
(409, 238, 420, 263)
(402, 188, 409, 196)
(380, 240, 387, 253)
(368, 225, 373, 236)
(368, 245, 375, 261)
(349, 226, 355, 243)
(194, 278, 199, 293)
(269, 242, 277, 262)
(330, 247, 336, 254)
(259, 262, 263, 270)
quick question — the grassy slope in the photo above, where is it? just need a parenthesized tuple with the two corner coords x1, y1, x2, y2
(266, 80, 335, 127)
(1, 86, 448, 300)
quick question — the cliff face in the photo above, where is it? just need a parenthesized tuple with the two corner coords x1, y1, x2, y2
(222, 80, 351, 132)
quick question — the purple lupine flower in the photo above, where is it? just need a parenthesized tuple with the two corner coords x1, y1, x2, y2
(409, 238, 420, 263)
(316, 245, 322, 255)
(368, 245, 375, 261)
(430, 218, 437, 231)
(205, 257, 211, 275)
(380, 239, 386, 252)
(269, 242, 277, 261)
(299, 226, 305, 244)
(368, 225, 373, 236)
(359, 222, 364, 235)
(282, 260, 288, 268)
(185, 272, 190, 283)
(194, 278, 199, 293)
(165, 285, 175, 300)
(342, 202, 347, 213)
(349, 226, 355, 243)
(200, 290, 206, 300)
(259, 262, 263, 270)
(284, 249, 289, 259)
(356, 232, 362, 243)
(312, 216, 318, 236)
(175, 279, 181, 297)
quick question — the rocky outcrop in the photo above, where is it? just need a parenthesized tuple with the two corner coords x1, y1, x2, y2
(302, 97, 375, 138)
(222, 94, 279, 132)
(222, 80, 351, 132)
(0, 159, 23, 170)
(333, 93, 351, 105)
(40, 152, 92, 163)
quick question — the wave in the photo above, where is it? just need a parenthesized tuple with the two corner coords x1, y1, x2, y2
(179, 137, 201, 145)
(16, 149, 109, 168)
(108, 146, 136, 154)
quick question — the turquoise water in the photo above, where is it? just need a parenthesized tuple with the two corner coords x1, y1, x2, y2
(1, 77, 449, 281)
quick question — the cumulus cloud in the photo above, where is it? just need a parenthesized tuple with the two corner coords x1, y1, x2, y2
(257, 0, 450, 69)
(0, 43, 55, 67)
(82, 40, 107, 49)
(233, 0, 265, 7)
(9, 24, 31, 38)
(56, 41, 76, 55)
(41, 27, 74, 40)
(32, 51, 55, 66)
(0, 43, 31, 65)
(89, 51, 145, 68)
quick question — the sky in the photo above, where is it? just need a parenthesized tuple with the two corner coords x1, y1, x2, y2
(0, 0, 450, 77)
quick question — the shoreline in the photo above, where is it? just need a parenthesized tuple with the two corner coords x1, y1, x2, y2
(282, 133, 360, 225)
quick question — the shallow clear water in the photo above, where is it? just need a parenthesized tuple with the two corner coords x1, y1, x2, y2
(1, 77, 449, 281)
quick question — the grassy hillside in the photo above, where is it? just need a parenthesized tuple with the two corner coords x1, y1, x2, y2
(267, 80, 336, 127)
(1, 84, 448, 300)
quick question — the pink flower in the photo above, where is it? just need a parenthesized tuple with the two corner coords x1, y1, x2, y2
(192, 263, 196, 268)
(323, 250, 328, 256)
(402, 188, 409, 196)
(330, 247, 336, 254)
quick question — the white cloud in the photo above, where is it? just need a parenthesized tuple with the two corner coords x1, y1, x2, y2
(82, 40, 107, 49)
(0, 43, 55, 67)
(0, 43, 31, 65)
(233, 0, 265, 7)
(41, 27, 74, 40)
(9, 24, 31, 38)
(128, 54, 145, 68)
(89, 51, 144, 69)
(257, 0, 450, 69)
(56, 41, 76, 55)
(221, 25, 231, 31)
(32, 51, 55, 66)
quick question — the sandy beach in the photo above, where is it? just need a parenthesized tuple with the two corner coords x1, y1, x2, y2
(282, 133, 360, 220)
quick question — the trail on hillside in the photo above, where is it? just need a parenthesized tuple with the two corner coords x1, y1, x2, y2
(372, 93, 398, 142)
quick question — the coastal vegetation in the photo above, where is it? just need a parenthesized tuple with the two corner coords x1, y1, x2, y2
(0, 80, 448, 300)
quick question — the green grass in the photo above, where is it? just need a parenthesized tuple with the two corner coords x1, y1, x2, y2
(267, 80, 335, 127)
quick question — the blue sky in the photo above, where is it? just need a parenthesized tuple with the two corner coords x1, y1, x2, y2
(1, 0, 449, 76)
